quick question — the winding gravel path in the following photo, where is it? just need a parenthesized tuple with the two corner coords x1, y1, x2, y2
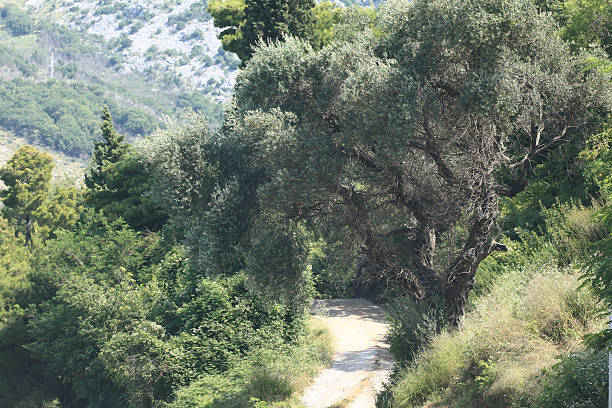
(301, 299, 393, 408)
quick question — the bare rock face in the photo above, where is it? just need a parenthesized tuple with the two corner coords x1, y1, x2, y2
(25, 0, 239, 100)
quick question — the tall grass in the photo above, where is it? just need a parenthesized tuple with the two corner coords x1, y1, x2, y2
(387, 264, 600, 408)
(245, 320, 333, 404)
(381, 202, 608, 408)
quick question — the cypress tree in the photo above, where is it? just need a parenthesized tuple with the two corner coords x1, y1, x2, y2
(85, 106, 127, 194)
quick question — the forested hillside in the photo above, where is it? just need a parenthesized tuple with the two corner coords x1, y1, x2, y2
(0, 0, 610, 407)
(0, 0, 227, 157)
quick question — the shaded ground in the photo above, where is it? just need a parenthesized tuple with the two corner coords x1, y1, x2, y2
(301, 299, 393, 408)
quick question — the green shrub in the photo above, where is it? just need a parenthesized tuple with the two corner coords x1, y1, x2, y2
(471, 229, 556, 302)
(129, 21, 144, 34)
(386, 296, 446, 365)
(543, 202, 606, 266)
(1, 5, 33, 36)
(166, 321, 332, 408)
(246, 323, 332, 402)
(117, 33, 133, 50)
(246, 348, 296, 401)
(166, 375, 243, 408)
(535, 349, 608, 408)
(392, 331, 468, 408)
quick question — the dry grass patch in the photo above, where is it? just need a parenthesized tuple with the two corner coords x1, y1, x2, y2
(389, 266, 601, 408)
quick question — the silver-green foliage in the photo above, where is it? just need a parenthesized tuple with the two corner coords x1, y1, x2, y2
(227, 0, 611, 322)
(141, 116, 313, 306)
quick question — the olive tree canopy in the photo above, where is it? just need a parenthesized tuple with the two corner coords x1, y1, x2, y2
(225, 0, 611, 323)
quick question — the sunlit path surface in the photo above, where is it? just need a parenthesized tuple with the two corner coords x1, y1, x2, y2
(301, 299, 393, 408)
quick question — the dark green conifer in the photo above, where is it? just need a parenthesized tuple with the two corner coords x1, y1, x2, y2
(85, 107, 127, 194)
(209, 0, 316, 62)
(85, 107, 166, 231)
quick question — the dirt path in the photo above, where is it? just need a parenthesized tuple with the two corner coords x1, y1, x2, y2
(301, 299, 393, 408)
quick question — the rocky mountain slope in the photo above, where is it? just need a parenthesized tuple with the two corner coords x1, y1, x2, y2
(24, 0, 239, 98)
(0, 0, 234, 158)
(0, 0, 379, 159)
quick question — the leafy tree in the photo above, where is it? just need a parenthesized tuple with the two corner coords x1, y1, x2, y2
(141, 117, 261, 274)
(208, 0, 316, 62)
(27, 211, 159, 304)
(101, 151, 168, 231)
(0, 216, 30, 311)
(226, 0, 611, 324)
(560, 0, 612, 56)
(0, 211, 172, 407)
(26, 275, 175, 408)
(208, 0, 246, 57)
(0, 145, 54, 246)
(0, 306, 59, 408)
(579, 122, 612, 345)
(0, 218, 36, 408)
(498, 0, 612, 235)
(532, 0, 611, 57)
(37, 183, 83, 240)
(312, 2, 346, 47)
(85, 107, 167, 231)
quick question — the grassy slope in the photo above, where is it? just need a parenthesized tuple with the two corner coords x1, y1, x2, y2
(389, 267, 600, 407)
(383, 204, 607, 408)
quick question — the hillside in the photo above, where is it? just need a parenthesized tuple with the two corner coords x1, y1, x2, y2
(0, 131, 85, 182)
(0, 0, 385, 159)
(0, 0, 232, 157)
(24, 0, 239, 96)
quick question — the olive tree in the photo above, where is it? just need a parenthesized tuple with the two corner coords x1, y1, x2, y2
(226, 0, 611, 324)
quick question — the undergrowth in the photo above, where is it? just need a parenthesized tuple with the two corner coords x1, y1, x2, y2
(167, 320, 333, 408)
(381, 203, 606, 408)
(385, 265, 600, 408)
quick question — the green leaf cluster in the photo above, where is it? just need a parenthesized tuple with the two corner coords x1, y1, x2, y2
(209, 0, 317, 62)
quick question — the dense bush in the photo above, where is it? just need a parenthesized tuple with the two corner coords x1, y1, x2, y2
(386, 297, 447, 365)
(0, 206, 316, 407)
(177, 92, 224, 125)
(0, 5, 33, 36)
(167, 321, 333, 408)
(535, 349, 608, 408)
